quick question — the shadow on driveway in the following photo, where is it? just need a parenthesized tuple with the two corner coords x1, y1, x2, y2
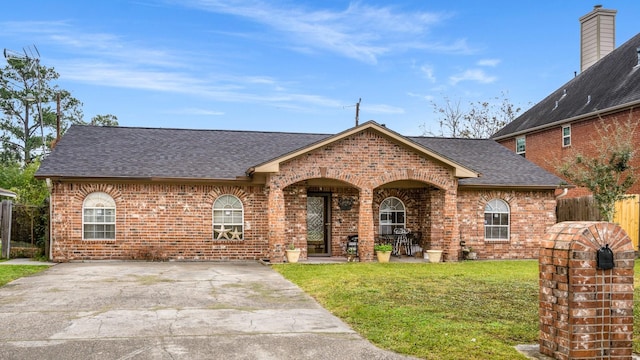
(0, 262, 415, 360)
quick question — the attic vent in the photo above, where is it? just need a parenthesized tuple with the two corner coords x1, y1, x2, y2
(636, 47, 640, 67)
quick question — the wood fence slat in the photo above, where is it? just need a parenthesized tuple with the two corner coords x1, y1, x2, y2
(557, 194, 639, 251)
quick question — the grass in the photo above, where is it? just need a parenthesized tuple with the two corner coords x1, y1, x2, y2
(274, 260, 640, 360)
(0, 265, 49, 287)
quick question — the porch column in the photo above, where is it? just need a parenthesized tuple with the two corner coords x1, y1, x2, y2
(358, 187, 374, 262)
(429, 187, 460, 262)
(267, 185, 286, 263)
(442, 188, 459, 261)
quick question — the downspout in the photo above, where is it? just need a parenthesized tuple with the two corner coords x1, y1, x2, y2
(556, 187, 569, 199)
(45, 178, 53, 261)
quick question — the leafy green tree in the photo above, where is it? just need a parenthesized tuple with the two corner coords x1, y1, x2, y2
(1, 57, 83, 165)
(425, 92, 521, 139)
(0, 159, 48, 206)
(558, 117, 637, 221)
(89, 114, 119, 126)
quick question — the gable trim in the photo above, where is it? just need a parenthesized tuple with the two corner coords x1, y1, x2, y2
(248, 121, 479, 178)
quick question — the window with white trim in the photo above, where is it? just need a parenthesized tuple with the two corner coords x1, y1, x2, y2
(562, 125, 571, 147)
(379, 197, 406, 235)
(516, 136, 526, 157)
(213, 195, 244, 240)
(83, 192, 116, 240)
(484, 199, 510, 240)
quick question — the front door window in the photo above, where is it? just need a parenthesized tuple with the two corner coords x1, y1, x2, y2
(307, 193, 330, 255)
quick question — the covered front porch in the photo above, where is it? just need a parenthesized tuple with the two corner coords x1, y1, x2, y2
(251, 123, 476, 264)
(268, 177, 461, 263)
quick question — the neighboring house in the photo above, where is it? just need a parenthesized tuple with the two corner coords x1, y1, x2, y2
(492, 6, 640, 198)
(35, 121, 564, 263)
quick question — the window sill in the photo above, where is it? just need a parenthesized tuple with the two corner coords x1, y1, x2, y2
(484, 239, 509, 243)
(82, 239, 117, 243)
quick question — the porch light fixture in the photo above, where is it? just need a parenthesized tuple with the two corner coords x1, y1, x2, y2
(338, 196, 354, 211)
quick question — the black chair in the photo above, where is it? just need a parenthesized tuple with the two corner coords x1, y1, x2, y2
(346, 235, 358, 257)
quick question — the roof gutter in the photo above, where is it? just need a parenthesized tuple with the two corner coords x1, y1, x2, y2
(37, 175, 251, 183)
(459, 183, 574, 191)
(0, 188, 17, 198)
(492, 99, 640, 141)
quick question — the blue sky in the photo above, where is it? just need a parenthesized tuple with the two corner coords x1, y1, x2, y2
(2, 1, 639, 135)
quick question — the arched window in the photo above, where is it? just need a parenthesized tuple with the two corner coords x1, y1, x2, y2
(213, 195, 244, 240)
(379, 197, 405, 235)
(484, 199, 510, 240)
(83, 192, 116, 240)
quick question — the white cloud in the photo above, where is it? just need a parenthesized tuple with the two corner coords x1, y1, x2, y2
(174, 108, 225, 116)
(449, 69, 497, 85)
(477, 58, 501, 67)
(407, 92, 434, 101)
(365, 103, 405, 114)
(182, 1, 469, 63)
(420, 65, 436, 83)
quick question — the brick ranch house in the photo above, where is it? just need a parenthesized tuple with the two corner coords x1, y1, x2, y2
(492, 6, 640, 198)
(35, 121, 565, 262)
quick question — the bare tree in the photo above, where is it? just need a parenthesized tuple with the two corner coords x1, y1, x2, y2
(424, 92, 521, 139)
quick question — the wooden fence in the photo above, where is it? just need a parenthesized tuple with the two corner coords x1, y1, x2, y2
(557, 195, 639, 250)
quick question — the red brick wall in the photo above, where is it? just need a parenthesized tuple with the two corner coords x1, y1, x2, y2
(497, 107, 640, 198)
(50, 182, 270, 261)
(49, 128, 557, 262)
(456, 189, 557, 260)
(270, 129, 458, 261)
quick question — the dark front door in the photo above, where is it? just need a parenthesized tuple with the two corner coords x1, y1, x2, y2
(307, 193, 331, 256)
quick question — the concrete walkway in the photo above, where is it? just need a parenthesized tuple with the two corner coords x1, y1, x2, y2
(0, 261, 415, 360)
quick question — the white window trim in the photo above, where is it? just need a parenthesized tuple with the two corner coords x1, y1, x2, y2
(484, 199, 510, 242)
(379, 197, 406, 235)
(82, 192, 116, 240)
(562, 125, 571, 147)
(212, 195, 244, 240)
(515, 136, 526, 156)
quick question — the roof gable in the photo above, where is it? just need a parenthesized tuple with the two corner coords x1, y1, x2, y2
(493, 32, 640, 139)
(250, 121, 478, 178)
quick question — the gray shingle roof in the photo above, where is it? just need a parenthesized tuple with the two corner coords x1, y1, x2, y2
(36, 124, 565, 188)
(493, 32, 640, 139)
(410, 137, 565, 187)
(36, 125, 330, 180)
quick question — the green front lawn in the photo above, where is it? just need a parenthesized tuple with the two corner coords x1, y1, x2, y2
(0, 265, 49, 287)
(274, 260, 640, 360)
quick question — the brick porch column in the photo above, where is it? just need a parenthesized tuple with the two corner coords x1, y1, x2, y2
(358, 187, 374, 262)
(442, 187, 459, 262)
(267, 185, 286, 263)
(428, 187, 459, 261)
(540, 222, 634, 360)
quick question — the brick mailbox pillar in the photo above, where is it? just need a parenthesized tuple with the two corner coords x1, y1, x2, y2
(540, 222, 634, 360)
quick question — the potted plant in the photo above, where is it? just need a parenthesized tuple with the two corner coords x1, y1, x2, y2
(346, 247, 357, 262)
(374, 244, 393, 263)
(285, 241, 301, 263)
(462, 246, 477, 260)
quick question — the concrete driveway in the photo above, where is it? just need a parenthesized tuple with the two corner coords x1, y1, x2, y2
(0, 262, 414, 360)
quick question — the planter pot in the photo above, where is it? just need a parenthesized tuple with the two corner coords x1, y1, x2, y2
(376, 251, 391, 263)
(467, 252, 478, 260)
(285, 249, 301, 263)
(426, 250, 443, 263)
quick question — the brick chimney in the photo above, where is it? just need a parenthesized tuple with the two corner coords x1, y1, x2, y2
(579, 5, 617, 72)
